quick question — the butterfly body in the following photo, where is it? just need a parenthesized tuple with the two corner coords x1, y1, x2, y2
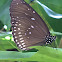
(10, 0, 56, 50)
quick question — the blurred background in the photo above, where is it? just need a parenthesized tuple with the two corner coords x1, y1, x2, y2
(0, 0, 62, 62)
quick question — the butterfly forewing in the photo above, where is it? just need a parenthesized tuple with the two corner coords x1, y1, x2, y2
(10, 0, 50, 50)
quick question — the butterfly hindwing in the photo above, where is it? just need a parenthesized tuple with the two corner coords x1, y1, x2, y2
(10, 0, 50, 50)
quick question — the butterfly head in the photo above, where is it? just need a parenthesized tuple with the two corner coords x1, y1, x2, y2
(45, 35, 56, 45)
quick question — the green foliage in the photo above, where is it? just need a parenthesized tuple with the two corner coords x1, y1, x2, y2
(0, 0, 62, 62)
(0, 46, 62, 62)
(0, 51, 36, 60)
(0, 21, 4, 29)
(0, 0, 12, 31)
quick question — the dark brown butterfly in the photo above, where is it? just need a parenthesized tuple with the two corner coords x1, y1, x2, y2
(10, 0, 56, 50)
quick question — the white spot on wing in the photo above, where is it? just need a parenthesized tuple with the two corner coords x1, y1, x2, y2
(19, 20, 20, 21)
(15, 24, 17, 26)
(31, 18, 35, 20)
(21, 2, 22, 3)
(33, 11, 35, 13)
(27, 37, 29, 38)
(27, 30, 28, 31)
(31, 25, 34, 28)
(25, 33, 27, 35)
(14, 27, 16, 29)
(14, 33, 16, 35)
(18, 28, 20, 30)
(12, 18, 14, 20)
(22, 43, 25, 45)
(25, 13, 28, 15)
(17, 42, 19, 44)
(19, 45, 21, 47)
(16, 22, 18, 23)
(16, 40, 18, 42)
(28, 8, 30, 10)
(12, 22, 14, 23)
(17, 3, 18, 5)
(19, 35, 22, 37)
(29, 32, 31, 34)
(28, 28, 30, 29)
(23, 45, 26, 47)
(20, 38, 23, 40)
(18, 32, 21, 34)
(15, 36, 17, 38)
(19, 24, 21, 25)
(23, 2, 25, 3)
(20, 40, 24, 42)
(14, 30, 16, 31)
(17, 16, 19, 18)
(20, 46, 23, 48)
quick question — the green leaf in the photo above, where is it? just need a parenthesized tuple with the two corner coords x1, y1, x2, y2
(0, 39, 15, 51)
(0, 51, 36, 60)
(37, 0, 62, 13)
(0, 46, 62, 62)
(20, 46, 62, 62)
(0, 32, 16, 50)
(0, 0, 12, 31)
(0, 32, 11, 38)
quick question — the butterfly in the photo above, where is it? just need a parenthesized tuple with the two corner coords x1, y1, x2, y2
(10, 0, 56, 50)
